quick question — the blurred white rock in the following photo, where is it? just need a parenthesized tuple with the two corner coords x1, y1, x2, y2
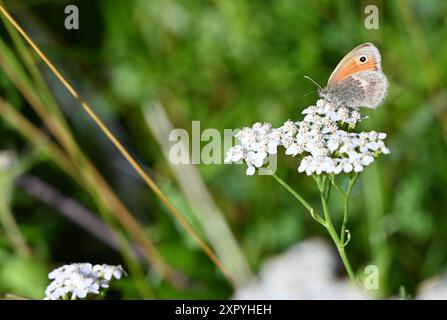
(233, 238, 370, 300)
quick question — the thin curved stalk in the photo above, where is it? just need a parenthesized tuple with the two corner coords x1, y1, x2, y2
(316, 176, 356, 282)
(341, 174, 358, 244)
(273, 174, 326, 226)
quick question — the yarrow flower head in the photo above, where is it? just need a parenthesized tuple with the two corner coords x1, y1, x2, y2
(224, 122, 281, 175)
(44, 263, 126, 300)
(225, 98, 390, 176)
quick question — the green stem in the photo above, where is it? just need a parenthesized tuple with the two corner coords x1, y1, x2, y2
(329, 175, 346, 196)
(272, 174, 326, 225)
(316, 175, 356, 283)
(273, 173, 357, 284)
(340, 174, 358, 244)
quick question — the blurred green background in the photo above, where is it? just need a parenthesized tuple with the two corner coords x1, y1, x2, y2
(1, 0, 447, 299)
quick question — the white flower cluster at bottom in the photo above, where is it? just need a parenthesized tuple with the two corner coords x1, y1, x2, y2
(44, 263, 126, 300)
(225, 99, 390, 176)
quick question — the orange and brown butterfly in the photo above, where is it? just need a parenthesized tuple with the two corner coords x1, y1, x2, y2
(319, 42, 388, 109)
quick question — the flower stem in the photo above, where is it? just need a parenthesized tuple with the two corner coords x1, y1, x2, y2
(316, 175, 356, 283)
(272, 174, 325, 225)
(340, 174, 358, 244)
(273, 173, 357, 283)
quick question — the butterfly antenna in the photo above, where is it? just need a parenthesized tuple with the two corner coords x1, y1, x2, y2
(304, 76, 322, 90)
(303, 90, 317, 98)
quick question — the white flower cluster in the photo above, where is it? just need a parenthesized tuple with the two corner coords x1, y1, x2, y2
(225, 99, 390, 176)
(224, 122, 280, 175)
(44, 263, 126, 300)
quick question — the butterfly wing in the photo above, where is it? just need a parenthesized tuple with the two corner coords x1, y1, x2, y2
(325, 71, 388, 109)
(323, 42, 388, 109)
(351, 71, 388, 109)
(327, 42, 382, 87)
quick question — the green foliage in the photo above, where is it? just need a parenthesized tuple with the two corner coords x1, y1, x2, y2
(0, 250, 47, 299)
(1, 0, 447, 299)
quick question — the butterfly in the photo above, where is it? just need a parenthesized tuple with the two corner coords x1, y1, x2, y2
(318, 42, 388, 109)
